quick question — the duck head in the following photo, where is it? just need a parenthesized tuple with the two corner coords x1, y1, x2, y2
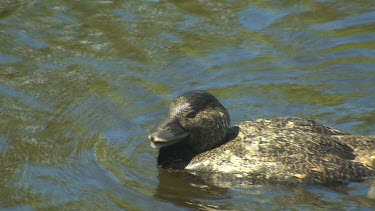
(149, 90, 230, 154)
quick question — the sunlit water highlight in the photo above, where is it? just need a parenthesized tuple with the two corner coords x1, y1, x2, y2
(0, 0, 374, 210)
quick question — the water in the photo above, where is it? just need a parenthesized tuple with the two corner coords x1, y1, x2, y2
(1, 0, 374, 210)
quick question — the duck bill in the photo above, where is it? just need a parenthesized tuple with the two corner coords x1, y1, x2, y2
(148, 118, 189, 148)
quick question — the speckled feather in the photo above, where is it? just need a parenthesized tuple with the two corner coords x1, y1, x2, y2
(186, 117, 374, 185)
(150, 91, 375, 186)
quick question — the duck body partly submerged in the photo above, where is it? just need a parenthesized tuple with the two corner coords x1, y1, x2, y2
(149, 90, 375, 186)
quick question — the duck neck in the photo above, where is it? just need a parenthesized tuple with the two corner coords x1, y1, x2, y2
(157, 126, 240, 169)
(157, 140, 196, 169)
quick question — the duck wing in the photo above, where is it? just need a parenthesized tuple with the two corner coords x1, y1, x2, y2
(186, 117, 374, 185)
(332, 135, 375, 169)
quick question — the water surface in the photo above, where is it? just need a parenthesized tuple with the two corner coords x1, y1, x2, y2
(1, 0, 375, 210)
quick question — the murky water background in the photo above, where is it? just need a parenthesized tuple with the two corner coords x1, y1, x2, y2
(1, 0, 375, 210)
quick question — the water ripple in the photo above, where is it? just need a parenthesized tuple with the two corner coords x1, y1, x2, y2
(1, 0, 375, 210)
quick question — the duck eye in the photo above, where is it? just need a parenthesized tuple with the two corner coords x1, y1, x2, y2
(186, 110, 197, 118)
(165, 127, 171, 133)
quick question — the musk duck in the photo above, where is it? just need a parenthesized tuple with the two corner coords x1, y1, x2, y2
(148, 90, 375, 185)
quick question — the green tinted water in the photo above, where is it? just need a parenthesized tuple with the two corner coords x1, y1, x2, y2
(1, 0, 374, 210)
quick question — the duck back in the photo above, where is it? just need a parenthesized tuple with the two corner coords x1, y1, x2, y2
(186, 117, 375, 185)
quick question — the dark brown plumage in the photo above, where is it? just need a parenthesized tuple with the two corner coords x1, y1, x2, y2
(149, 90, 375, 186)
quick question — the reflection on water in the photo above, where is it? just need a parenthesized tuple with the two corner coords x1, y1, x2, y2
(0, 0, 374, 210)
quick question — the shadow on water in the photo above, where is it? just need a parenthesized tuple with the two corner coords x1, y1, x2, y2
(155, 170, 375, 210)
(155, 170, 230, 210)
